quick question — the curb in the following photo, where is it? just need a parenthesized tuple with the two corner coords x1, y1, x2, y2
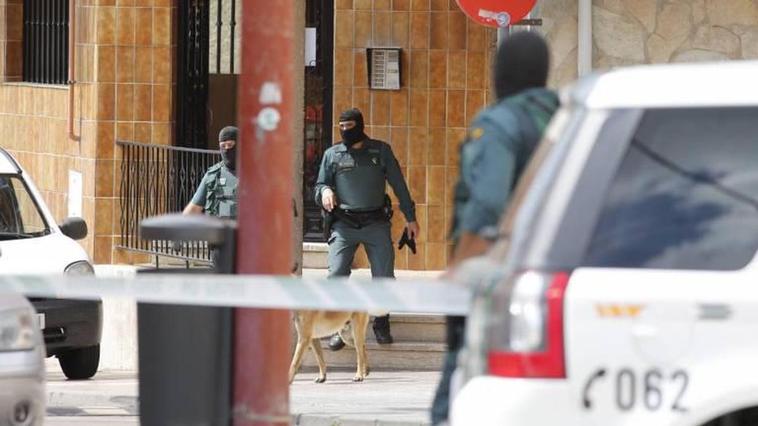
(294, 414, 428, 426)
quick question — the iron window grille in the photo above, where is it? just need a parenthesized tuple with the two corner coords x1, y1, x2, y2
(22, 0, 69, 85)
(209, 0, 240, 75)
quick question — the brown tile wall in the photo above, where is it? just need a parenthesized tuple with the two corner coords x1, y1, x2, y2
(0, 0, 23, 82)
(95, 0, 177, 265)
(0, 1, 98, 256)
(0, 0, 176, 264)
(334, 0, 496, 270)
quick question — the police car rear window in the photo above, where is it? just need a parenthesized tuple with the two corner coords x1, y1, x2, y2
(583, 107, 758, 271)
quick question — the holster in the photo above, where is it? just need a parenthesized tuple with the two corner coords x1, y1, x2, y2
(322, 209, 334, 240)
(383, 194, 394, 222)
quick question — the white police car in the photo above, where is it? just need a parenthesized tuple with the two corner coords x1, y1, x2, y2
(0, 148, 101, 380)
(451, 61, 758, 425)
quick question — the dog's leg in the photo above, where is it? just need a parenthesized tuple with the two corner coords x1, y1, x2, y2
(289, 314, 312, 384)
(351, 313, 370, 382)
(310, 338, 327, 383)
(289, 338, 310, 384)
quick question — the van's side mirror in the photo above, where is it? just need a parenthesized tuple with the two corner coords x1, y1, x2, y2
(60, 217, 88, 241)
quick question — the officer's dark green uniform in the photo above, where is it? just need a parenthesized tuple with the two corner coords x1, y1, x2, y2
(315, 108, 416, 346)
(190, 126, 239, 219)
(316, 139, 415, 276)
(191, 163, 239, 218)
(430, 32, 560, 426)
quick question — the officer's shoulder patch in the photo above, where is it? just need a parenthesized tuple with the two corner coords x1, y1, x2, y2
(207, 162, 224, 174)
(469, 127, 485, 140)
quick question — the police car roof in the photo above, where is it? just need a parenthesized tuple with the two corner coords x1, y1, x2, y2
(0, 148, 20, 174)
(575, 60, 758, 109)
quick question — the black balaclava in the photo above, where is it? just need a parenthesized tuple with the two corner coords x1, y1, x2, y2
(339, 108, 367, 148)
(218, 126, 239, 170)
(494, 31, 550, 100)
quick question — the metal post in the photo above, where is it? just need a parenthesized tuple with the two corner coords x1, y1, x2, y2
(233, 0, 294, 425)
(578, 0, 593, 76)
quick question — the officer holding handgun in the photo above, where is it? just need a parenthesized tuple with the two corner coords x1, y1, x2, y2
(315, 108, 419, 350)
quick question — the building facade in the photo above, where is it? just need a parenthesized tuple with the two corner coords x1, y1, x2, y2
(0, 0, 757, 269)
(0, 0, 177, 265)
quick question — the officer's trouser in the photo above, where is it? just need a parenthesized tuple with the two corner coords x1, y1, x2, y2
(431, 316, 466, 425)
(328, 220, 394, 329)
(327, 220, 395, 279)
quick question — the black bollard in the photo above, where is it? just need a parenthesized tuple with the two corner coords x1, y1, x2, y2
(137, 214, 236, 426)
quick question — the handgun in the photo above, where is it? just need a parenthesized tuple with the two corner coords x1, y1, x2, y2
(398, 228, 416, 254)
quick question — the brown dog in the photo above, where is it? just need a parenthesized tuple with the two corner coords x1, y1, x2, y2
(289, 311, 370, 383)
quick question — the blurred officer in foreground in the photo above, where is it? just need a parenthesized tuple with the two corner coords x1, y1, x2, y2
(183, 126, 239, 218)
(431, 31, 560, 425)
(315, 108, 419, 350)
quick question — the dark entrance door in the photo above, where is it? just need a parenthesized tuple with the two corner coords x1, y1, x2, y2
(176, 0, 240, 150)
(176, 0, 210, 149)
(303, 0, 334, 242)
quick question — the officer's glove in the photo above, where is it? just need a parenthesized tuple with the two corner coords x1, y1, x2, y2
(398, 228, 416, 254)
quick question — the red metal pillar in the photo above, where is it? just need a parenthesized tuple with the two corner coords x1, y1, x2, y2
(234, 1, 294, 425)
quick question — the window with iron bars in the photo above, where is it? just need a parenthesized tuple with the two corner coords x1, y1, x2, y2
(22, 0, 69, 85)
(209, 0, 241, 75)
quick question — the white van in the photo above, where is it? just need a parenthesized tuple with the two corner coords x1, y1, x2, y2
(0, 148, 101, 380)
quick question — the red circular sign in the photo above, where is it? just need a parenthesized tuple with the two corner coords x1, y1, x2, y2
(455, 0, 537, 28)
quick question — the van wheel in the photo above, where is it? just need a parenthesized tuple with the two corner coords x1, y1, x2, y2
(59, 345, 100, 380)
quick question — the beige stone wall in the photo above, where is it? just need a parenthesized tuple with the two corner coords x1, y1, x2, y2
(542, 0, 580, 88)
(593, 0, 758, 68)
(541, 0, 758, 89)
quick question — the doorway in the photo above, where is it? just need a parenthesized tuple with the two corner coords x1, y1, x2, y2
(176, 0, 240, 149)
(302, 0, 334, 242)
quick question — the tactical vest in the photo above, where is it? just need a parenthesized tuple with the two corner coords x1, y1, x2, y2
(334, 142, 386, 212)
(204, 163, 238, 219)
(451, 93, 557, 242)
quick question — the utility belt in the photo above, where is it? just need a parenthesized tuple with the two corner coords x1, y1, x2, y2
(336, 208, 388, 228)
(323, 196, 393, 237)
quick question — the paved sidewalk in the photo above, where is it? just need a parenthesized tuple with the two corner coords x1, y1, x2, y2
(290, 370, 439, 425)
(70, 265, 445, 424)
(46, 360, 440, 425)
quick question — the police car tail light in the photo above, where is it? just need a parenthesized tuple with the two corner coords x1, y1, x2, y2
(487, 271, 569, 378)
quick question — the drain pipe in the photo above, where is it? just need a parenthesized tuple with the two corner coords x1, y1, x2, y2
(67, 0, 79, 141)
(578, 0, 592, 76)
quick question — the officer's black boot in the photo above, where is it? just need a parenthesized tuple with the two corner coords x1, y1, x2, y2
(327, 333, 345, 351)
(373, 315, 393, 344)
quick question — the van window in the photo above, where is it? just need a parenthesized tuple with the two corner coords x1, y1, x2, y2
(584, 107, 758, 270)
(0, 175, 49, 239)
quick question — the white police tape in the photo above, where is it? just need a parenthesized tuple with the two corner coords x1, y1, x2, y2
(0, 274, 470, 316)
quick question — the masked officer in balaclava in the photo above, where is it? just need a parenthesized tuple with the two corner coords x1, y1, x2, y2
(430, 31, 560, 425)
(315, 108, 419, 350)
(183, 125, 240, 219)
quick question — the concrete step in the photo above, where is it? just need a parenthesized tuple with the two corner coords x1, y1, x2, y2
(303, 242, 328, 269)
(300, 341, 446, 372)
(299, 313, 447, 371)
(387, 313, 446, 343)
